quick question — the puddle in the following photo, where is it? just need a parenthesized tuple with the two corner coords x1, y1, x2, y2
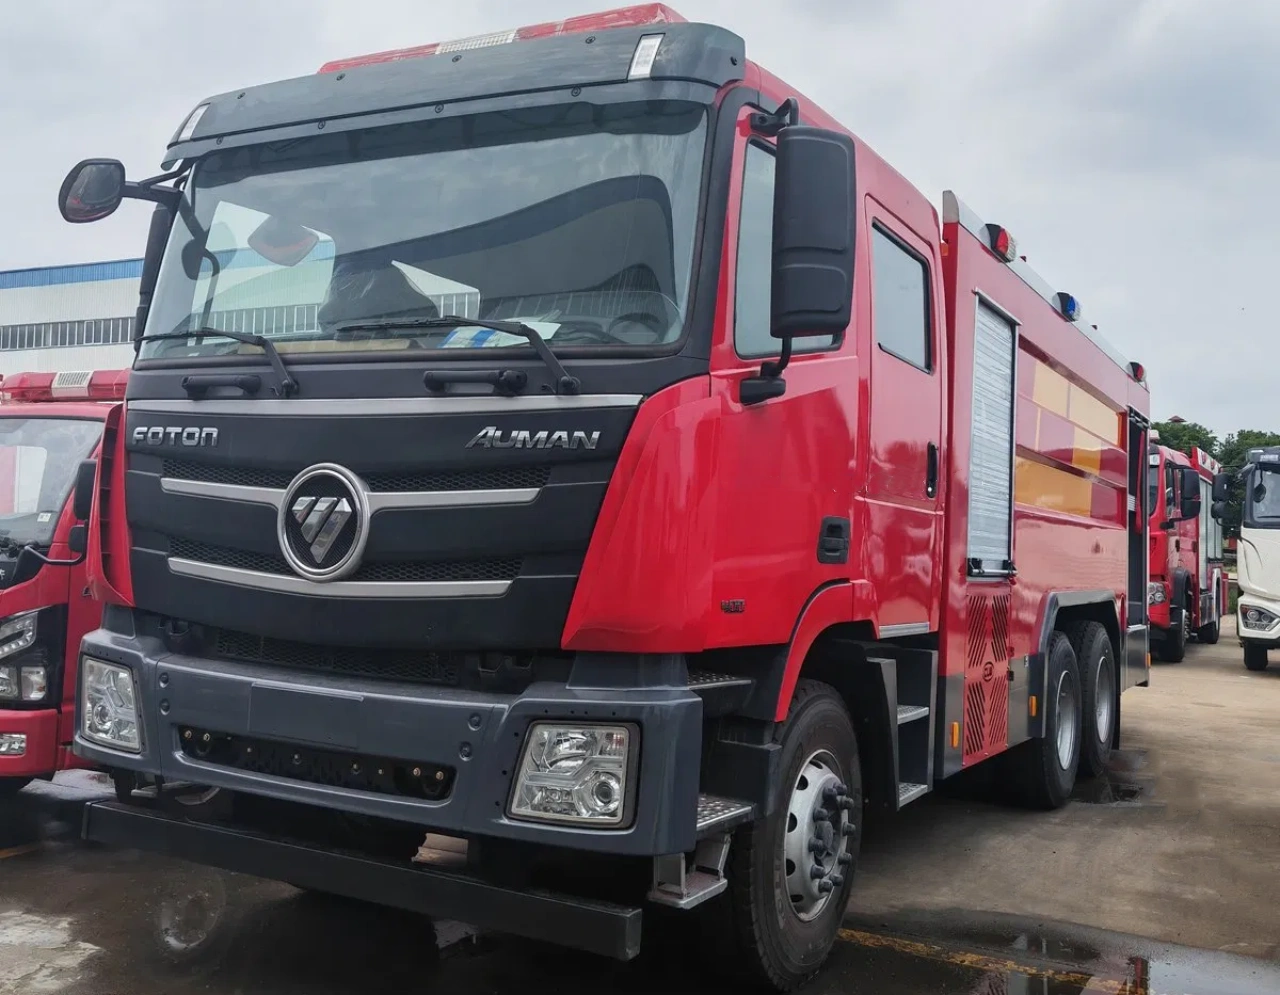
(1072, 750, 1154, 806)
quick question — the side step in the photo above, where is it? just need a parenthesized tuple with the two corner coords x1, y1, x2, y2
(857, 648, 937, 811)
(647, 793, 754, 910)
(687, 669, 755, 716)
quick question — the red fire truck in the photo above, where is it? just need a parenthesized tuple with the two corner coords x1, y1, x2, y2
(57, 6, 1152, 988)
(1147, 440, 1227, 660)
(0, 369, 124, 797)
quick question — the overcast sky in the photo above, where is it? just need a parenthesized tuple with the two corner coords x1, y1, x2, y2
(1, 0, 1275, 434)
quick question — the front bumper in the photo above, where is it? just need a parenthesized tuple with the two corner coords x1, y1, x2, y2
(1238, 595, 1280, 647)
(73, 626, 703, 856)
(0, 708, 60, 779)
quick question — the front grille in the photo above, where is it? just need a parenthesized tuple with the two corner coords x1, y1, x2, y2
(161, 460, 550, 492)
(211, 627, 465, 685)
(167, 537, 522, 583)
(178, 725, 454, 800)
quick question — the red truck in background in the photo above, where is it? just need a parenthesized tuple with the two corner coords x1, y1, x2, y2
(1147, 439, 1227, 661)
(59, 7, 1154, 987)
(0, 369, 125, 798)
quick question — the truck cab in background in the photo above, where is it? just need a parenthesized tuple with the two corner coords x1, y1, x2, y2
(1146, 440, 1224, 661)
(1219, 447, 1280, 671)
(0, 369, 125, 797)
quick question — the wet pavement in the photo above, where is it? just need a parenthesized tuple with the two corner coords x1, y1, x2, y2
(3, 776, 1280, 995)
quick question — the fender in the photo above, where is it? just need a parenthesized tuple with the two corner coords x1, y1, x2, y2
(772, 579, 878, 721)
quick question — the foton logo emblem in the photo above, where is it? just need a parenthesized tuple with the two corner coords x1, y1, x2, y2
(132, 426, 219, 447)
(465, 427, 600, 451)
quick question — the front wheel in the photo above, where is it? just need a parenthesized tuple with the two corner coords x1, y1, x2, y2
(1160, 606, 1188, 662)
(718, 680, 862, 991)
(1244, 643, 1269, 672)
(1198, 601, 1221, 644)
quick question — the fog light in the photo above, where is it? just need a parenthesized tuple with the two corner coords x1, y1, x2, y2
(0, 733, 26, 756)
(0, 612, 37, 660)
(1242, 606, 1278, 631)
(509, 723, 631, 826)
(1147, 583, 1166, 605)
(81, 658, 141, 753)
(21, 667, 47, 702)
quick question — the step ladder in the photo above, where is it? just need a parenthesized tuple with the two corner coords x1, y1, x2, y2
(869, 646, 938, 809)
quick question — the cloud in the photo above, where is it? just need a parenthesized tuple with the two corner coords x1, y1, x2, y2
(0, 0, 1274, 432)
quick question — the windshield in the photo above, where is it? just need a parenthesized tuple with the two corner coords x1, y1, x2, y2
(0, 417, 101, 547)
(1244, 463, 1280, 529)
(141, 100, 708, 361)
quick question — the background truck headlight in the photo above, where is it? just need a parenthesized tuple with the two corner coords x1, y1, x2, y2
(0, 733, 26, 756)
(81, 658, 141, 752)
(0, 611, 37, 660)
(509, 722, 633, 826)
(1147, 582, 1167, 605)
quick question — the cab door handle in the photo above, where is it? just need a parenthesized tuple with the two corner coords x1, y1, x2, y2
(926, 442, 939, 498)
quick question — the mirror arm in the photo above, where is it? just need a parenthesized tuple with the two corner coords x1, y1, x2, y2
(760, 337, 793, 378)
(749, 97, 800, 136)
(123, 179, 181, 212)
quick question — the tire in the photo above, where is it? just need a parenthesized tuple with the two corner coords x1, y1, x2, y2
(1244, 643, 1269, 672)
(1009, 631, 1081, 809)
(1199, 598, 1221, 645)
(1064, 621, 1115, 779)
(717, 679, 862, 991)
(1159, 604, 1188, 663)
(0, 777, 32, 798)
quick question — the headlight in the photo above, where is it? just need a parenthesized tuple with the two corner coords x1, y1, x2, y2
(0, 612, 37, 660)
(509, 722, 632, 827)
(81, 658, 141, 752)
(0, 657, 49, 703)
(1242, 606, 1279, 631)
(1147, 583, 1167, 605)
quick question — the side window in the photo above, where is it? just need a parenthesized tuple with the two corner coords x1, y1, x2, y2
(734, 142, 835, 357)
(871, 226, 931, 371)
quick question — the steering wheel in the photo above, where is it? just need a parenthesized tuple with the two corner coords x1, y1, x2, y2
(605, 311, 668, 342)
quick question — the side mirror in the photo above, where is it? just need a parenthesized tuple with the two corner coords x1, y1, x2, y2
(1211, 500, 1227, 522)
(1212, 472, 1230, 503)
(73, 459, 97, 522)
(770, 126, 856, 340)
(1178, 466, 1202, 521)
(68, 524, 87, 556)
(58, 159, 127, 223)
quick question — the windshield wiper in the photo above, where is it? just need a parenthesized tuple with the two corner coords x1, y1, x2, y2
(140, 327, 299, 399)
(333, 316, 581, 395)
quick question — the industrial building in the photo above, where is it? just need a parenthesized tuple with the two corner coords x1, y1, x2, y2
(0, 259, 140, 375)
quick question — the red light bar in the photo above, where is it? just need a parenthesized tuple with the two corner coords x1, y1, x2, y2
(0, 369, 128, 403)
(318, 4, 686, 73)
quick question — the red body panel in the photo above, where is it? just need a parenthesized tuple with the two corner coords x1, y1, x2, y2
(1148, 444, 1227, 634)
(0, 400, 111, 783)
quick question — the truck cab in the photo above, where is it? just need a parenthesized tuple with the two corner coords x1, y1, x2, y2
(0, 369, 125, 797)
(1219, 447, 1280, 671)
(1146, 441, 1212, 661)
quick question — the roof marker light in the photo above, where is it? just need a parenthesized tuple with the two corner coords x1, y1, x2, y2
(0, 369, 128, 403)
(1128, 360, 1146, 383)
(627, 33, 665, 79)
(437, 29, 519, 54)
(176, 103, 210, 143)
(983, 224, 1017, 263)
(1055, 292, 1082, 322)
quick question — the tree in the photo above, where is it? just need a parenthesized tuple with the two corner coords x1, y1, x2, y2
(1152, 418, 1218, 458)
(1215, 431, 1280, 538)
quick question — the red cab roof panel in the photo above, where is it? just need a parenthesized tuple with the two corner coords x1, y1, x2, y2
(318, 4, 686, 73)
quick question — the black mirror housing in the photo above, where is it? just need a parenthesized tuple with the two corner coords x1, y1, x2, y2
(1212, 471, 1230, 503)
(58, 159, 127, 224)
(73, 459, 97, 522)
(67, 524, 88, 556)
(770, 126, 856, 340)
(1211, 500, 1227, 522)
(1179, 466, 1202, 520)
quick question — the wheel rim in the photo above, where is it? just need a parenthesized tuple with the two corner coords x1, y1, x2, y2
(1094, 653, 1115, 745)
(1055, 669, 1079, 771)
(783, 750, 853, 922)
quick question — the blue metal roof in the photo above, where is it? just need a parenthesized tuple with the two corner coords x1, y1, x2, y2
(0, 258, 144, 290)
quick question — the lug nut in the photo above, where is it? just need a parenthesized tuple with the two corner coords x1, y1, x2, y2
(837, 852, 853, 866)
(809, 864, 825, 880)
(813, 807, 830, 823)
(841, 823, 856, 836)
(838, 797, 856, 811)
(817, 879, 834, 894)
(808, 837, 826, 855)
(829, 873, 844, 888)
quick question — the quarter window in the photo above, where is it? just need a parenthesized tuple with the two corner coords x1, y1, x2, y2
(871, 226, 931, 371)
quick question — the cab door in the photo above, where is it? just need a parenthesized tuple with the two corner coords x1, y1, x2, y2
(862, 202, 946, 634)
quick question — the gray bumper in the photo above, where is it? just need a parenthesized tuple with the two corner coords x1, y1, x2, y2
(72, 627, 703, 856)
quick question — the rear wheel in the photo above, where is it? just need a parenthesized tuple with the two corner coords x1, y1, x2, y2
(1009, 631, 1081, 809)
(719, 680, 861, 991)
(1244, 643, 1269, 672)
(1066, 621, 1115, 779)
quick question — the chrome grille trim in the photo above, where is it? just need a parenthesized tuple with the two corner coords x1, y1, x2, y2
(159, 477, 540, 510)
(167, 558, 512, 599)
